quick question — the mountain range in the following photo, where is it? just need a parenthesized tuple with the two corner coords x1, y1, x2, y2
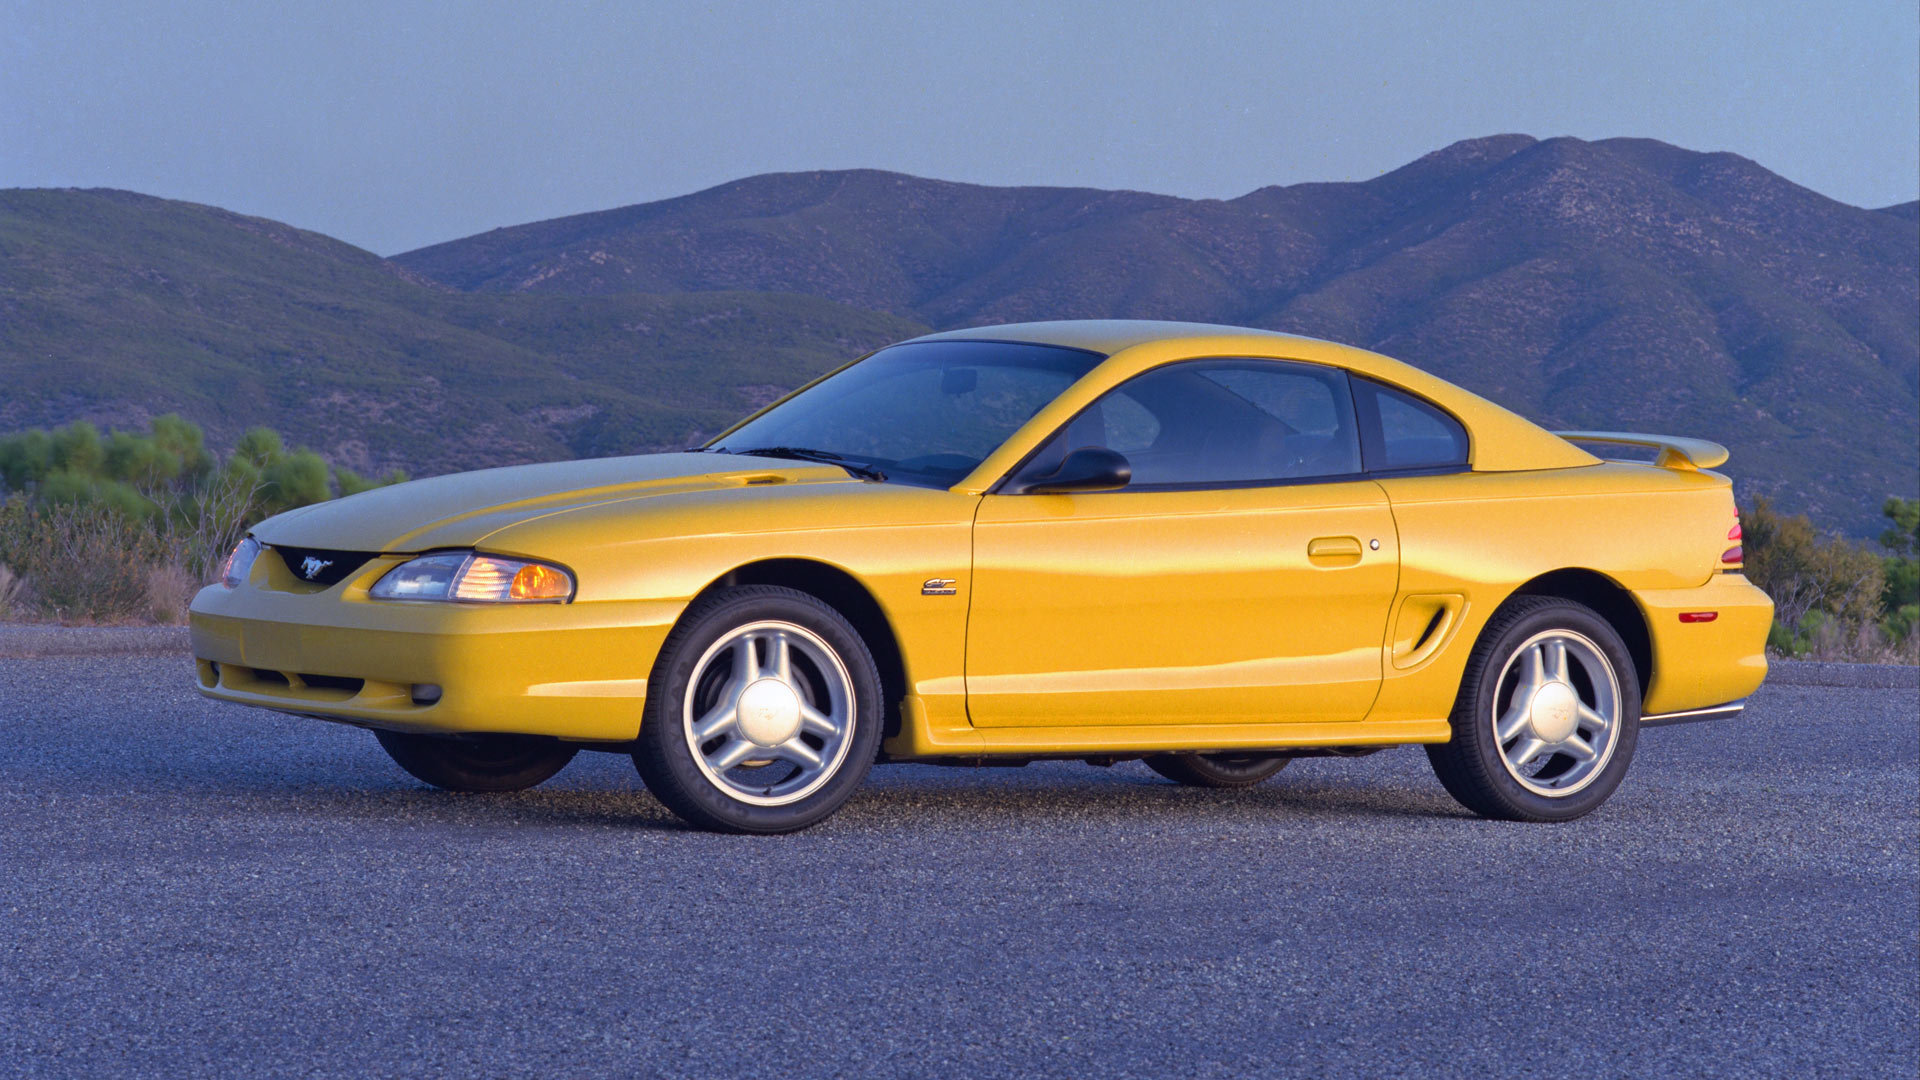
(0, 189, 920, 475)
(5, 135, 1916, 535)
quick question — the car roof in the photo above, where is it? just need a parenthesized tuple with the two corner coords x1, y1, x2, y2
(910, 320, 1600, 487)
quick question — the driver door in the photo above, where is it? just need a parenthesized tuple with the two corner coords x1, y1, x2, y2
(964, 359, 1399, 728)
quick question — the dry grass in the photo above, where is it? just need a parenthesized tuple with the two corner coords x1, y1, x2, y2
(0, 486, 254, 624)
(0, 563, 25, 616)
(1774, 619, 1920, 666)
(0, 504, 157, 621)
(143, 563, 200, 625)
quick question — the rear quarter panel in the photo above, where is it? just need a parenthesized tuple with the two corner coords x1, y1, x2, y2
(1368, 463, 1737, 726)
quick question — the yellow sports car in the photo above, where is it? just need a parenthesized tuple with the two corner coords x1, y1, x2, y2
(190, 321, 1771, 832)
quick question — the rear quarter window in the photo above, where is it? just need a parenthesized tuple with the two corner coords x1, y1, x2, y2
(1355, 378, 1470, 472)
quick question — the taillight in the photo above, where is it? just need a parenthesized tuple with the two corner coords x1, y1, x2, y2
(1721, 515, 1743, 565)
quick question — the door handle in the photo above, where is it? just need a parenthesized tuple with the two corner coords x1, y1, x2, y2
(1307, 536, 1364, 566)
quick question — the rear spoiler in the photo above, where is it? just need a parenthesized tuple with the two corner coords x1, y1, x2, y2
(1554, 431, 1730, 472)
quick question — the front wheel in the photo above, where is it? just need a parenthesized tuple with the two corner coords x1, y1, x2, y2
(374, 730, 579, 792)
(1426, 596, 1641, 822)
(634, 586, 883, 834)
(1144, 753, 1292, 788)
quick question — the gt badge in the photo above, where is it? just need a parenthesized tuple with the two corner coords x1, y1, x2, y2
(921, 578, 957, 596)
(300, 556, 333, 580)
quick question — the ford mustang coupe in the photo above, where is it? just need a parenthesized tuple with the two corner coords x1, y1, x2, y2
(190, 321, 1771, 833)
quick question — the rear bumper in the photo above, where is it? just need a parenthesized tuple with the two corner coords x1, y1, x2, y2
(1633, 572, 1772, 716)
(189, 582, 682, 742)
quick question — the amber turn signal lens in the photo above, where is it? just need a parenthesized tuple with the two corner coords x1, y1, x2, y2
(510, 563, 571, 600)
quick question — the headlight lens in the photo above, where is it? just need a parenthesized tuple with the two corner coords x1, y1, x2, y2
(369, 552, 574, 603)
(220, 537, 261, 588)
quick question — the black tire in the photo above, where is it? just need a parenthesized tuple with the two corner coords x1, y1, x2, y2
(373, 729, 578, 793)
(634, 585, 883, 834)
(1426, 596, 1642, 822)
(1144, 753, 1292, 788)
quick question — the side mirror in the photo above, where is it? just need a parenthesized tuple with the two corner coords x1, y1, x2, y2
(1012, 447, 1132, 495)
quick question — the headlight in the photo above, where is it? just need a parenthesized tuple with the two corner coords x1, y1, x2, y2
(369, 551, 574, 603)
(220, 537, 261, 588)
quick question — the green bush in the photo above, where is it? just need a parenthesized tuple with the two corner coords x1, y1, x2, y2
(0, 417, 403, 623)
(334, 465, 410, 497)
(0, 416, 399, 523)
(1881, 497, 1919, 644)
(1743, 496, 1918, 662)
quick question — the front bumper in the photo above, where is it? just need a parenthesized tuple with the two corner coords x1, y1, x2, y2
(189, 577, 683, 742)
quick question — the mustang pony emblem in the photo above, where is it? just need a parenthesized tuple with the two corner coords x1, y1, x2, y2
(299, 556, 333, 580)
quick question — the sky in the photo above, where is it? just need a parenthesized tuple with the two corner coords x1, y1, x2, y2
(5, 0, 1917, 255)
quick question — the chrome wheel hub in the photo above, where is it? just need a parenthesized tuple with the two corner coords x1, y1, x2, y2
(1527, 681, 1579, 743)
(736, 678, 803, 746)
(683, 620, 853, 807)
(1491, 630, 1622, 798)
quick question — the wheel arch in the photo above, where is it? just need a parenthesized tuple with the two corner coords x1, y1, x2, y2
(1506, 568, 1653, 699)
(696, 558, 908, 739)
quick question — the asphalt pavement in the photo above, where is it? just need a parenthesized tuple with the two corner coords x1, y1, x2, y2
(1, 655, 1914, 1078)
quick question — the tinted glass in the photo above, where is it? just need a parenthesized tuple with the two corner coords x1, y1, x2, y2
(1013, 359, 1363, 489)
(1354, 378, 1469, 471)
(716, 340, 1102, 487)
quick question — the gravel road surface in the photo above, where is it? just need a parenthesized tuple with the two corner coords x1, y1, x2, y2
(2, 655, 1914, 1078)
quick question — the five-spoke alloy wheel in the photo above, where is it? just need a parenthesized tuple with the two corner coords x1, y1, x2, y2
(1427, 596, 1641, 822)
(682, 620, 856, 806)
(636, 586, 883, 833)
(1488, 629, 1622, 798)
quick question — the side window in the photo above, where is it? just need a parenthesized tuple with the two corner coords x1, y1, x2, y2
(1011, 359, 1363, 490)
(1101, 392, 1160, 454)
(1354, 378, 1469, 471)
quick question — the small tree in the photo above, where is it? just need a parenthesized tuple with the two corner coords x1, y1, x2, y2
(1741, 498, 1886, 654)
(1879, 497, 1920, 645)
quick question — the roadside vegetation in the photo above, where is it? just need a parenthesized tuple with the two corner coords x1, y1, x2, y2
(1742, 496, 1919, 664)
(0, 417, 402, 624)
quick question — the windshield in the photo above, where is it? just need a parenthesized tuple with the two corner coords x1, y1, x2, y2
(712, 340, 1104, 487)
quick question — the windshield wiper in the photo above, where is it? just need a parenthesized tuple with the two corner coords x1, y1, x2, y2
(725, 446, 887, 482)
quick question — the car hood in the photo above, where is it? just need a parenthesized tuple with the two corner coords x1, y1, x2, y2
(250, 453, 853, 553)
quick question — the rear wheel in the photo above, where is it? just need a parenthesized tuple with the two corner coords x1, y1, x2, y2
(634, 586, 883, 834)
(374, 730, 579, 793)
(1144, 753, 1291, 789)
(1426, 597, 1640, 822)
